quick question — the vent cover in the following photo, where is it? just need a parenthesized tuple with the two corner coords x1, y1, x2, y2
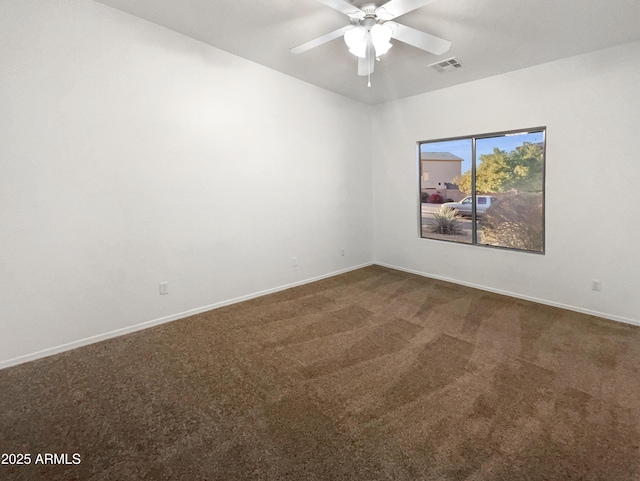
(428, 57, 462, 73)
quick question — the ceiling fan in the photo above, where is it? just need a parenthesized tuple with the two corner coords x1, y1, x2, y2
(290, 0, 451, 85)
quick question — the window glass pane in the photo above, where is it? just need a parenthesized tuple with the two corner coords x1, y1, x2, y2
(475, 132, 545, 252)
(418, 128, 545, 253)
(420, 139, 472, 244)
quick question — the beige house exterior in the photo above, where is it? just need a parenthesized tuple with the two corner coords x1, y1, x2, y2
(420, 152, 465, 201)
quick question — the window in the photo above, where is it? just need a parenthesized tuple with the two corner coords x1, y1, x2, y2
(419, 128, 545, 254)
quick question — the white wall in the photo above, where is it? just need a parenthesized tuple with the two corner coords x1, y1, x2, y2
(372, 40, 640, 325)
(0, 0, 373, 367)
(3, 0, 639, 369)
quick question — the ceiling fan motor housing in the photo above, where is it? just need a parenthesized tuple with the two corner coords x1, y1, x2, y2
(360, 4, 378, 16)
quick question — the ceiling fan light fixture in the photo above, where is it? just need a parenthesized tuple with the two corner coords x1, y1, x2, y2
(349, 46, 367, 58)
(344, 25, 367, 57)
(370, 23, 393, 56)
(374, 6, 393, 21)
(345, 22, 392, 59)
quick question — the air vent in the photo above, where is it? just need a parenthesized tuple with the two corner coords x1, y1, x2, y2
(427, 57, 462, 73)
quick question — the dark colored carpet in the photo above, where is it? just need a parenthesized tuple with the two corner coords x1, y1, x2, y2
(1, 265, 639, 480)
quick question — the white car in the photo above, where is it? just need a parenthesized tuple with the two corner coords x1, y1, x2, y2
(441, 195, 498, 217)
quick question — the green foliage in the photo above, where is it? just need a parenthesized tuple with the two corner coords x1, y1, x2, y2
(452, 142, 543, 195)
(427, 207, 464, 235)
(506, 142, 544, 193)
(481, 194, 543, 252)
(452, 170, 472, 194)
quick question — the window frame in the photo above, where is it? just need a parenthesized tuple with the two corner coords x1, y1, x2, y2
(417, 127, 546, 254)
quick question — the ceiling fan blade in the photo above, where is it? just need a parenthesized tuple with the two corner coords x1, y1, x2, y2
(290, 27, 348, 54)
(375, 0, 439, 20)
(390, 22, 451, 55)
(315, 0, 365, 19)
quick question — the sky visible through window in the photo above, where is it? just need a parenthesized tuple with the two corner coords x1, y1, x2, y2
(421, 132, 543, 175)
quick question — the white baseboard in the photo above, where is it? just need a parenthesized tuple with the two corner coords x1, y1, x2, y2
(6, 260, 635, 371)
(376, 262, 640, 328)
(0, 262, 374, 371)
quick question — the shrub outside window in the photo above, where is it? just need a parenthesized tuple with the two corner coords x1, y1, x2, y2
(419, 128, 545, 254)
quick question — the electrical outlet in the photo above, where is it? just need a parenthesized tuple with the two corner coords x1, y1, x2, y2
(159, 281, 169, 295)
(591, 280, 601, 292)
(292, 257, 298, 267)
(341, 248, 345, 256)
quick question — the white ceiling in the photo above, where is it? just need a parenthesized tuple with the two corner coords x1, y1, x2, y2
(94, 0, 640, 105)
